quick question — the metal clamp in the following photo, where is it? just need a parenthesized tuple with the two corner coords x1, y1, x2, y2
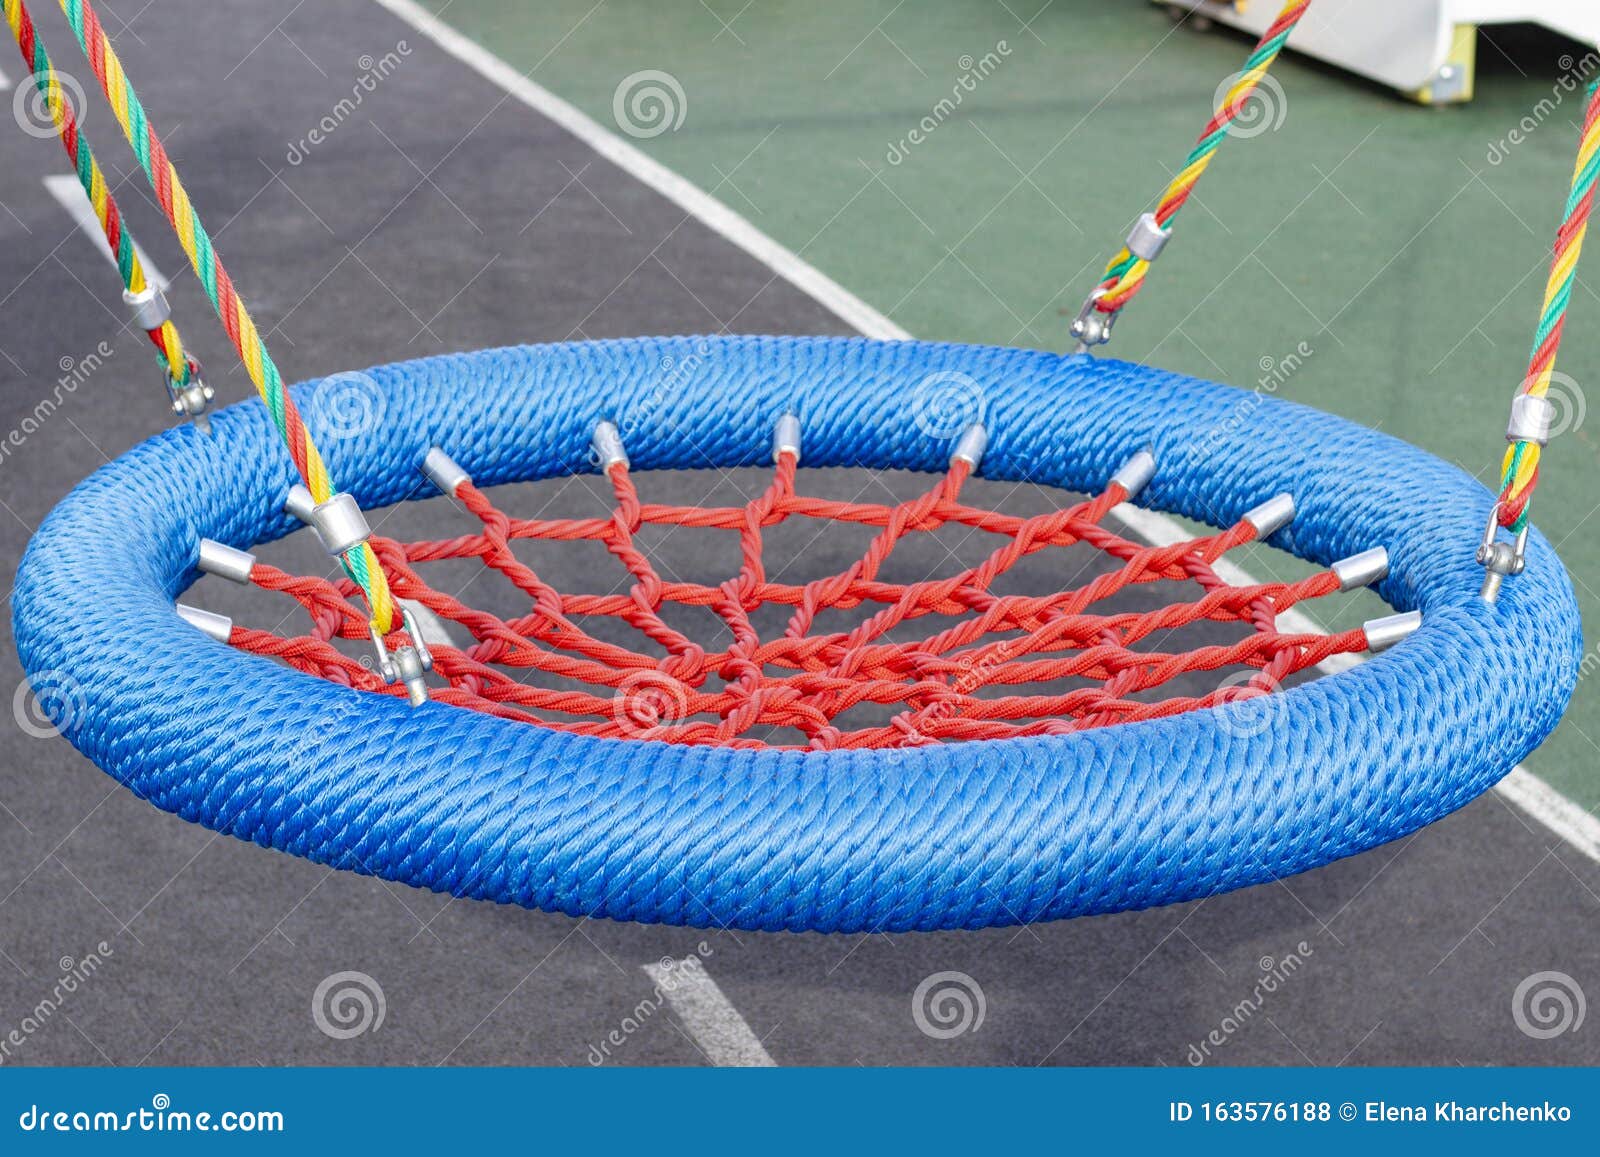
(196, 538, 256, 584)
(950, 422, 988, 472)
(1125, 212, 1172, 262)
(1242, 493, 1297, 539)
(1506, 394, 1554, 446)
(1110, 449, 1156, 501)
(772, 413, 802, 464)
(369, 604, 434, 706)
(421, 447, 471, 496)
(123, 284, 172, 331)
(1476, 502, 1529, 603)
(1070, 289, 1120, 355)
(592, 420, 628, 471)
(166, 357, 214, 434)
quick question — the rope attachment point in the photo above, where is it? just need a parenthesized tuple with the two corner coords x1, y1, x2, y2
(1242, 492, 1296, 539)
(421, 447, 470, 496)
(196, 538, 256, 584)
(773, 413, 802, 464)
(1363, 610, 1422, 653)
(1331, 546, 1389, 592)
(175, 603, 233, 643)
(1070, 289, 1120, 355)
(1110, 449, 1156, 500)
(951, 422, 988, 471)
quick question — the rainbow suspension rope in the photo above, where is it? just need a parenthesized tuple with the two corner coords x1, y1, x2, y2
(1072, 0, 1311, 353)
(1479, 80, 1600, 601)
(54, 0, 404, 654)
(3, 0, 209, 426)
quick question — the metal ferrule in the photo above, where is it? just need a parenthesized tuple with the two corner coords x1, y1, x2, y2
(1110, 449, 1156, 500)
(950, 422, 988, 471)
(1363, 610, 1422, 653)
(196, 538, 256, 584)
(1242, 493, 1297, 538)
(309, 492, 371, 557)
(592, 420, 628, 471)
(123, 284, 172, 332)
(1330, 547, 1389, 592)
(284, 484, 317, 524)
(176, 603, 233, 643)
(772, 413, 802, 464)
(1506, 394, 1554, 446)
(1125, 211, 1172, 262)
(421, 447, 470, 496)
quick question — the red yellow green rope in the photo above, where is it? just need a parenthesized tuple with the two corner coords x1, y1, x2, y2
(54, 0, 395, 634)
(1496, 80, 1600, 533)
(1091, 0, 1311, 317)
(4, 0, 190, 387)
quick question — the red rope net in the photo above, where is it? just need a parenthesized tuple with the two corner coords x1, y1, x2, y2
(228, 447, 1368, 751)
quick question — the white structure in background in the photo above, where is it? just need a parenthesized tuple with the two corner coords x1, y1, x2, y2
(1164, 1, 1599, 102)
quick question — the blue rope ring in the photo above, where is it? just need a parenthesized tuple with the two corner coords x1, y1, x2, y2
(12, 336, 1582, 932)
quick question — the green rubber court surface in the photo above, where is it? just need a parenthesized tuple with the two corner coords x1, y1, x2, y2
(422, 0, 1600, 812)
(0, 0, 1597, 1069)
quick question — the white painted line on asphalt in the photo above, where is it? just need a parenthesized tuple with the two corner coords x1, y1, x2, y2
(370, 0, 897, 338)
(43, 174, 168, 290)
(641, 958, 776, 1067)
(374, 0, 1600, 867)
